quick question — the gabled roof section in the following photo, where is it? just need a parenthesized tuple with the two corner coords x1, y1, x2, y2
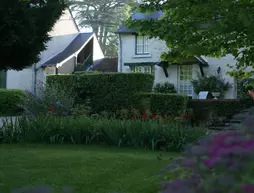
(40, 32, 94, 67)
(38, 33, 78, 66)
(116, 10, 163, 34)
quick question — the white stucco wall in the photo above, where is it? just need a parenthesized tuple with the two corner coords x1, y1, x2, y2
(58, 56, 76, 74)
(93, 35, 105, 60)
(118, 34, 168, 74)
(49, 10, 79, 37)
(118, 34, 238, 99)
(6, 68, 33, 91)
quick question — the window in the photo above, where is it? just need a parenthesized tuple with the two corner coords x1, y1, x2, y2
(136, 35, 149, 54)
(45, 67, 56, 75)
(179, 65, 193, 96)
(131, 66, 154, 74)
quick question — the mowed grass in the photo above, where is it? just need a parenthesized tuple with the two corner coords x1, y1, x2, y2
(0, 145, 177, 193)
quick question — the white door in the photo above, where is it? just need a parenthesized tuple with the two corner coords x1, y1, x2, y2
(178, 65, 193, 96)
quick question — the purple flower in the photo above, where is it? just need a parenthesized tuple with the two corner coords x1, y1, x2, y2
(241, 184, 254, 193)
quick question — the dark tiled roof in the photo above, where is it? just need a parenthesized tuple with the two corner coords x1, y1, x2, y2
(41, 32, 93, 67)
(116, 11, 163, 33)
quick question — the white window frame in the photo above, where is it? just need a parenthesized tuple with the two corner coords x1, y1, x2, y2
(178, 65, 193, 96)
(131, 66, 154, 74)
(135, 35, 149, 55)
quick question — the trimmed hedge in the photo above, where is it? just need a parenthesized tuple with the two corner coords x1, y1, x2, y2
(138, 93, 189, 116)
(0, 89, 24, 116)
(47, 73, 154, 112)
(188, 99, 253, 123)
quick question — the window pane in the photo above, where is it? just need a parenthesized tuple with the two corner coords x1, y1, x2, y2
(135, 66, 142, 72)
(136, 45, 143, 54)
(179, 65, 193, 95)
(136, 36, 149, 54)
(144, 66, 151, 73)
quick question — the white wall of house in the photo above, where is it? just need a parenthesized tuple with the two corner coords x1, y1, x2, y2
(58, 56, 76, 74)
(93, 35, 105, 61)
(49, 9, 79, 37)
(6, 68, 33, 91)
(118, 34, 238, 99)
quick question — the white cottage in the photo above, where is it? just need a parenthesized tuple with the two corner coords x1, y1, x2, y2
(116, 11, 238, 99)
(1, 8, 104, 93)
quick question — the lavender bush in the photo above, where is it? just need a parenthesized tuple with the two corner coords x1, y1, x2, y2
(159, 130, 254, 193)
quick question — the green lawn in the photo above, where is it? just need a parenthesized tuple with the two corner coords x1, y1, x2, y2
(0, 145, 177, 193)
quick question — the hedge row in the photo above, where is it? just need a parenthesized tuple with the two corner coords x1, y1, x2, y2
(0, 89, 24, 116)
(137, 93, 189, 116)
(188, 99, 253, 123)
(47, 73, 154, 112)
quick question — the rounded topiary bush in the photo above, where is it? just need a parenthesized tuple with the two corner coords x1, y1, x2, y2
(0, 89, 24, 116)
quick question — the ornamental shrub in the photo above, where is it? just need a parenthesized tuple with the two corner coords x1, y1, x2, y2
(159, 130, 254, 193)
(153, 82, 176, 93)
(20, 81, 74, 118)
(0, 89, 24, 116)
(191, 74, 231, 98)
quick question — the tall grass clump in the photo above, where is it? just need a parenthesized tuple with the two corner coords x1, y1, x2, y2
(0, 116, 206, 152)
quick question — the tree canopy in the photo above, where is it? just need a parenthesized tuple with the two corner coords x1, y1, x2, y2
(69, 0, 137, 57)
(0, 0, 67, 71)
(127, 0, 254, 78)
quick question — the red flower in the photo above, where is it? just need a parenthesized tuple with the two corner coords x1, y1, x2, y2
(150, 114, 157, 118)
(183, 114, 190, 119)
(49, 104, 56, 113)
(141, 115, 147, 119)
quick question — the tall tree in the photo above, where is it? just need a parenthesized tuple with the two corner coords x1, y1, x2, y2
(127, 0, 254, 78)
(69, 0, 135, 57)
(0, 0, 67, 71)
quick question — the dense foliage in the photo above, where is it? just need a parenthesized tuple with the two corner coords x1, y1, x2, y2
(0, 115, 206, 152)
(46, 73, 154, 112)
(69, 0, 137, 57)
(160, 130, 254, 193)
(153, 82, 176, 94)
(0, 89, 24, 116)
(127, 0, 254, 78)
(188, 99, 253, 124)
(0, 0, 67, 70)
(138, 93, 189, 116)
(192, 75, 231, 98)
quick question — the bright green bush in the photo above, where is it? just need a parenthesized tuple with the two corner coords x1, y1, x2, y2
(153, 82, 176, 93)
(0, 115, 206, 152)
(47, 73, 154, 112)
(0, 89, 24, 116)
(138, 93, 189, 116)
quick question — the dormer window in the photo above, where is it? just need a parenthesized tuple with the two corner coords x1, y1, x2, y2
(135, 35, 149, 55)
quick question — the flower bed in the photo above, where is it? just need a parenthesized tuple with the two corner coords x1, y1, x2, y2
(159, 130, 254, 192)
